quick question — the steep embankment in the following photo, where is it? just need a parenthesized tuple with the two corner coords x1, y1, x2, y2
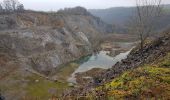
(64, 31, 170, 99)
(102, 54, 170, 99)
(0, 7, 113, 75)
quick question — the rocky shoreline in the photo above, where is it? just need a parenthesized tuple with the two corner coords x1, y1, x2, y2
(64, 32, 170, 98)
(99, 32, 170, 84)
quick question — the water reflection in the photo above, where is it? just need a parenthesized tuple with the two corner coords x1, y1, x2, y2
(67, 50, 132, 83)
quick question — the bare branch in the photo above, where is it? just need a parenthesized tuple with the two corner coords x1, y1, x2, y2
(128, 0, 163, 52)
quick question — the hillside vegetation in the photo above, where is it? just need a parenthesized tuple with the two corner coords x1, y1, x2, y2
(89, 4, 170, 33)
(104, 53, 170, 99)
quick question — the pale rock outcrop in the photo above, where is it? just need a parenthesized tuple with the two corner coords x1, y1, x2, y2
(0, 7, 113, 74)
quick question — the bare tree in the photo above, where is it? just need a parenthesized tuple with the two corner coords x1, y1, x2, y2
(2, 0, 23, 13)
(16, 3, 24, 12)
(11, 0, 18, 11)
(128, 0, 162, 52)
(3, 0, 12, 12)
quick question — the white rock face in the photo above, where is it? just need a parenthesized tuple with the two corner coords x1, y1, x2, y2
(0, 28, 94, 74)
(1, 28, 93, 73)
(50, 55, 61, 68)
(0, 9, 113, 74)
(77, 32, 90, 44)
(69, 43, 80, 57)
(40, 33, 53, 47)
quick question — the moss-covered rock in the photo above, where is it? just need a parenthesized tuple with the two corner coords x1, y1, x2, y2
(103, 54, 170, 99)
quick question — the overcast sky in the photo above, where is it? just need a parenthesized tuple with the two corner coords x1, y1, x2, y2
(2, 0, 170, 11)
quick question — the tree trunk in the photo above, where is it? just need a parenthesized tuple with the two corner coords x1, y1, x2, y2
(140, 40, 144, 51)
(140, 35, 144, 57)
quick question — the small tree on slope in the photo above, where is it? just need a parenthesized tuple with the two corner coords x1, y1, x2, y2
(128, 0, 162, 54)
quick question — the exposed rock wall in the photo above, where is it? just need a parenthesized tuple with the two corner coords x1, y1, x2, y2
(0, 7, 113, 75)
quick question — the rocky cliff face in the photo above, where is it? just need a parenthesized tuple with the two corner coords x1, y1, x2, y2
(0, 7, 113, 75)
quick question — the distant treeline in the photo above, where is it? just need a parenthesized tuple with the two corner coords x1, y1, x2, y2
(0, 0, 24, 14)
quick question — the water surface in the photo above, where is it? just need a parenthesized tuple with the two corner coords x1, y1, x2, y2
(68, 50, 131, 83)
